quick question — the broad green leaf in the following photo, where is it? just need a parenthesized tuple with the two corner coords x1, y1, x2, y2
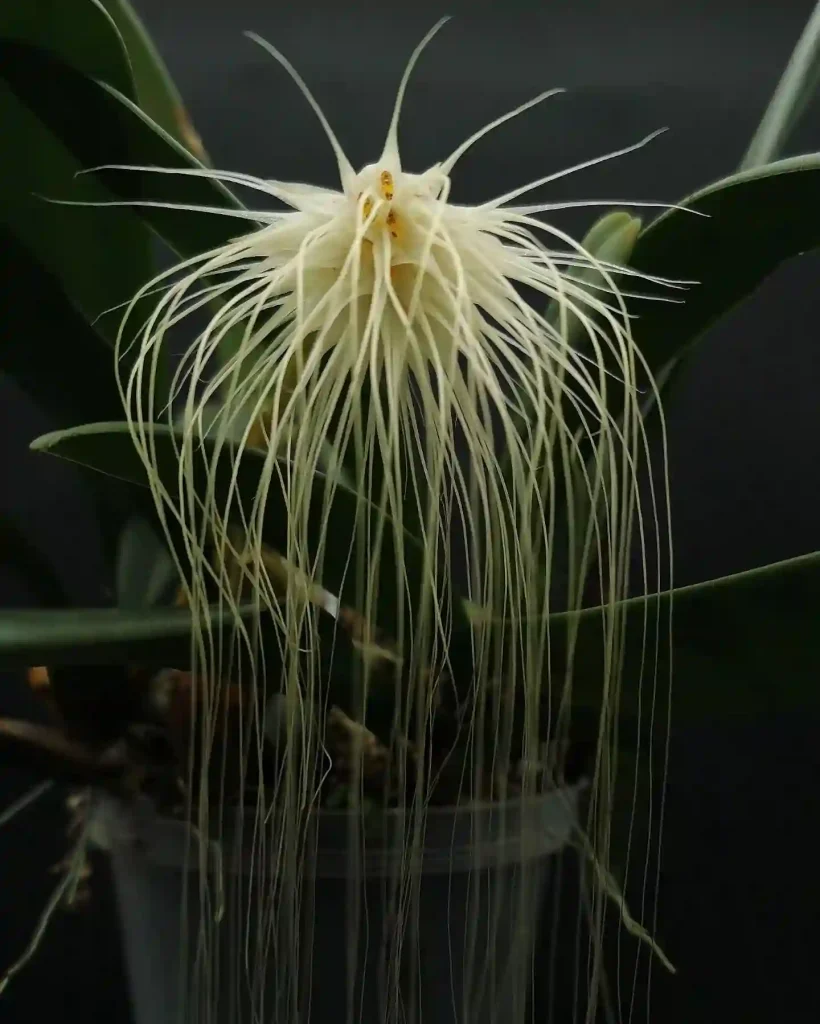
(0, 88, 149, 333)
(0, 602, 385, 721)
(0, 604, 242, 669)
(0, 227, 142, 556)
(557, 156, 820, 459)
(115, 517, 178, 609)
(556, 549, 820, 719)
(629, 154, 820, 390)
(0, 226, 123, 427)
(192, 401, 355, 490)
(447, 548, 820, 793)
(741, 1, 820, 169)
(29, 422, 468, 642)
(98, 0, 209, 160)
(0, 603, 358, 722)
(573, 550, 820, 896)
(1, 31, 248, 375)
(0, 0, 132, 94)
(0, 38, 245, 261)
(560, 157, 820, 602)
(0, 5, 153, 340)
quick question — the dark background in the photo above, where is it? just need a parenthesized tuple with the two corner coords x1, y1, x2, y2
(2, 1, 820, 1020)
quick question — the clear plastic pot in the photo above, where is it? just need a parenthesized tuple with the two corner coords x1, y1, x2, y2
(94, 786, 579, 1024)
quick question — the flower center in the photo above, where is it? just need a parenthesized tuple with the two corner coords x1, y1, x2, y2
(357, 168, 401, 244)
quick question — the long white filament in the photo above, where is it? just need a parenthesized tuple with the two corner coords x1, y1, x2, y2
(113, 22, 675, 1024)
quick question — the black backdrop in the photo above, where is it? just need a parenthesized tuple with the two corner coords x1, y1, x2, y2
(2, 1, 820, 1021)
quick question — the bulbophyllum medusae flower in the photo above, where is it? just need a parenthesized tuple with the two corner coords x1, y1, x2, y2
(111, 19, 678, 669)
(93, 16, 683, 1021)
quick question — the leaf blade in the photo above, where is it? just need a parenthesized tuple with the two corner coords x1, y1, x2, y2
(0, 29, 153, 339)
(0, 604, 241, 669)
(29, 422, 468, 642)
(562, 549, 820, 719)
(97, 0, 208, 160)
(629, 154, 820, 383)
(0, 227, 124, 428)
(741, 1, 820, 169)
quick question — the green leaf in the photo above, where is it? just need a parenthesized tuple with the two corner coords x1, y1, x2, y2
(629, 154, 820, 391)
(98, 0, 208, 160)
(0, 226, 142, 557)
(571, 548, 820, 894)
(0, 597, 392, 723)
(561, 549, 820, 719)
(0, 601, 396, 735)
(1, 31, 250, 377)
(558, 156, 820, 479)
(0, 0, 133, 94)
(561, 156, 820, 597)
(0, 6, 153, 340)
(115, 517, 178, 609)
(29, 422, 468, 642)
(449, 550, 820, 771)
(192, 402, 355, 490)
(0, 604, 244, 669)
(0, 13, 264, 381)
(0, 38, 246, 261)
(0, 226, 124, 428)
(741, 1, 820, 169)
(554, 156, 820, 599)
